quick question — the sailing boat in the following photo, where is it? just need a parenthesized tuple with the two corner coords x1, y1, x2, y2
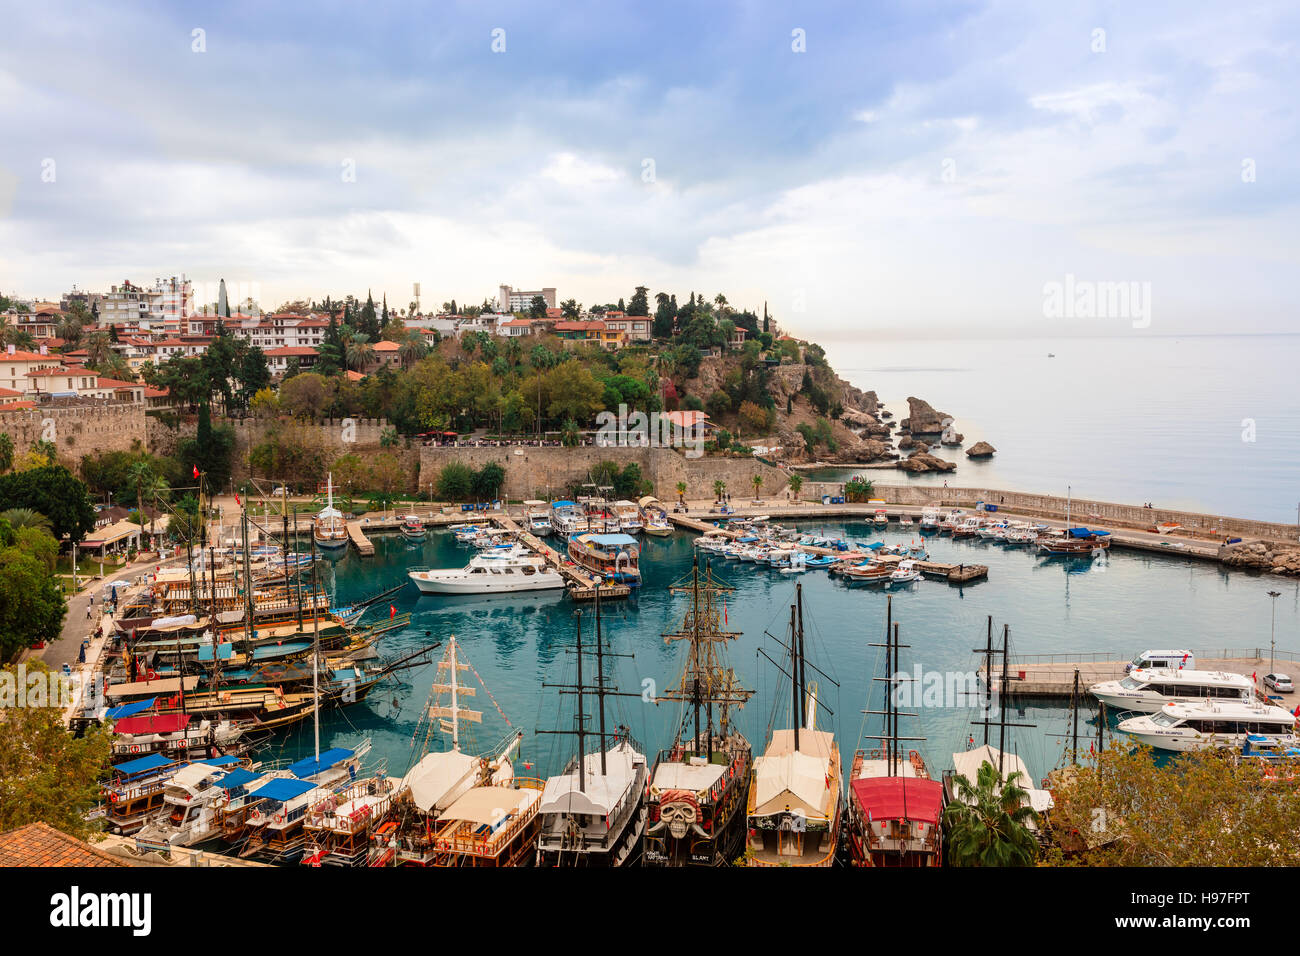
(535, 587, 649, 866)
(745, 582, 841, 867)
(314, 474, 348, 550)
(845, 597, 944, 866)
(644, 556, 754, 867)
(367, 637, 525, 866)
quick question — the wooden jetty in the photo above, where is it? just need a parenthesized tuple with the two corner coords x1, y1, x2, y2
(491, 515, 631, 601)
(346, 521, 374, 556)
(982, 649, 1291, 699)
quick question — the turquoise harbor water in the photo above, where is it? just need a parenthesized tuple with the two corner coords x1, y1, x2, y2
(272, 522, 1300, 787)
(815, 333, 1300, 524)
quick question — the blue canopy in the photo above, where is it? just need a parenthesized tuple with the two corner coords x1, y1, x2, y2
(197, 755, 241, 767)
(581, 533, 638, 547)
(288, 747, 354, 779)
(114, 753, 175, 776)
(197, 643, 234, 662)
(248, 777, 317, 802)
(216, 769, 263, 791)
(252, 641, 311, 661)
(105, 697, 156, 720)
(551, 500, 576, 508)
(1068, 527, 1111, 538)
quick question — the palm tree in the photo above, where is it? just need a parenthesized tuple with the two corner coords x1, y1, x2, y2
(675, 481, 687, 506)
(751, 474, 763, 501)
(345, 333, 374, 371)
(0, 507, 53, 533)
(57, 314, 84, 346)
(128, 460, 155, 530)
(942, 761, 1040, 867)
(83, 331, 113, 369)
(144, 475, 170, 547)
(398, 331, 427, 369)
(712, 479, 726, 503)
(788, 474, 803, 500)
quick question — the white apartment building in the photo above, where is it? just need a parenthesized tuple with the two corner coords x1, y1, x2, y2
(221, 314, 330, 350)
(99, 281, 162, 325)
(498, 285, 556, 313)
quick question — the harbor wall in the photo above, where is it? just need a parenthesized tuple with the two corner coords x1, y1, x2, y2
(811, 481, 1299, 543)
(0, 402, 147, 466)
(416, 445, 790, 501)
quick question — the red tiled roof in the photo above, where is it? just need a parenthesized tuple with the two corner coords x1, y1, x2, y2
(143, 386, 170, 398)
(554, 321, 605, 332)
(0, 386, 22, 398)
(372, 340, 400, 352)
(0, 350, 47, 362)
(0, 822, 125, 867)
(26, 366, 90, 378)
(500, 319, 534, 328)
(345, 370, 365, 382)
(94, 378, 139, 389)
(265, 346, 318, 357)
(0, 401, 37, 410)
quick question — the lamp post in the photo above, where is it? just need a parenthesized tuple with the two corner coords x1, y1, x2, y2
(1268, 590, 1281, 675)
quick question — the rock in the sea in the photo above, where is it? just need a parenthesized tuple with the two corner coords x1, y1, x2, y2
(899, 396, 952, 435)
(898, 435, 915, 450)
(897, 452, 956, 473)
(966, 441, 996, 458)
(838, 437, 893, 463)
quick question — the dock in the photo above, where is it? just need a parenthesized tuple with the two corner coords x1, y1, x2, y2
(982, 648, 1296, 698)
(668, 513, 987, 584)
(346, 521, 374, 556)
(491, 516, 631, 601)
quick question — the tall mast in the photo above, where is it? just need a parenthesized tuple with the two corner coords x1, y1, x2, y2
(789, 603, 800, 753)
(575, 612, 585, 793)
(310, 525, 321, 761)
(983, 616, 993, 745)
(795, 583, 806, 728)
(595, 584, 607, 775)
(998, 624, 1009, 774)
(1071, 668, 1080, 766)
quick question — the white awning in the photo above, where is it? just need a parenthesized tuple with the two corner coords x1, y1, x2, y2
(441, 785, 540, 826)
(400, 750, 480, 814)
(949, 744, 1054, 813)
(538, 743, 642, 817)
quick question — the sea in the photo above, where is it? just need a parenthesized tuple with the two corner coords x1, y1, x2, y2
(263, 333, 1300, 788)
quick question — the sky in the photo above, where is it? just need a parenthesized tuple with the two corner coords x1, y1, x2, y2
(0, 0, 1297, 339)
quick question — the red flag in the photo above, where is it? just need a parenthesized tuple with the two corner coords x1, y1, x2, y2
(390, 604, 397, 619)
(192, 465, 199, 478)
(1253, 671, 1258, 683)
(234, 492, 241, 506)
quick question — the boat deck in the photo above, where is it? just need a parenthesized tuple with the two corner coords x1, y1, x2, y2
(983, 651, 1292, 699)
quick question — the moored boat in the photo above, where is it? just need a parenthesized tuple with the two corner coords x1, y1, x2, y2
(567, 532, 641, 586)
(313, 474, 348, 550)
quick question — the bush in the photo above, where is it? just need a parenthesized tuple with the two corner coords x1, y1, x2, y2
(436, 462, 474, 501)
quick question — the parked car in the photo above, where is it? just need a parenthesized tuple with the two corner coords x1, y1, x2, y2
(272, 486, 290, 497)
(1264, 673, 1294, 693)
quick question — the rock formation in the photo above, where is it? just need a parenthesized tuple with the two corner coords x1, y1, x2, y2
(897, 452, 957, 473)
(899, 396, 951, 435)
(966, 441, 996, 458)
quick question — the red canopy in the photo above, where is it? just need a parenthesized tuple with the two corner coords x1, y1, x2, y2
(113, 713, 192, 735)
(850, 777, 943, 825)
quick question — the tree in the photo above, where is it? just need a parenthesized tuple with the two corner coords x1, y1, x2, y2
(280, 373, 332, 419)
(706, 390, 731, 419)
(942, 761, 1039, 866)
(0, 662, 112, 838)
(845, 477, 874, 502)
(544, 361, 604, 424)
(345, 333, 375, 372)
(236, 346, 272, 412)
(713, 479, 726, 502)
(127, 459, 154, 530)
(675, 481, 687, 505)
(560, 298, 581, 319)
(0, 518, 66, 659)
(738, 400, 770, 435)
(436, 462, 474, 501)
(628, 286, 649, 316)
(0, 432, 12, 473)
(789, 474, 803, 500)
(751, 474, 763, 500)
(529, 295, 548, 319)
(0, 465, 96, 544)
(472, 462, 506, 500)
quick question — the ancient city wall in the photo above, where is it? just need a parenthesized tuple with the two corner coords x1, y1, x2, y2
(0, 402, 147, 465)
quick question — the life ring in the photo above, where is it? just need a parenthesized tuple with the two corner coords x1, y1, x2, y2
(108, 792, 118, 803)
(274, 812, 285, 824)
(909, 750, 919, 761)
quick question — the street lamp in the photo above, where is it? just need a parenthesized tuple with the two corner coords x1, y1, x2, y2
(1268, 590, 1282, 675)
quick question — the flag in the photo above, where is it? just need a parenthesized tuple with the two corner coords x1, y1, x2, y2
(390, 604, 397, 619)
(234, 492, 241, 506)
(1253, 671, 1258, 683)
(192, 465, 199, 478)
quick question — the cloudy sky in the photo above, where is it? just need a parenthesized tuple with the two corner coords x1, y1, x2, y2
(0, 0, 1296, 338)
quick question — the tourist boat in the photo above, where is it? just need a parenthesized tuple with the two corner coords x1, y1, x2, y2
(523, 500, 552, 537)
(408, 551, 564, 595)
(451, 523, 489, 543)
(301, 773, 399, 866)
(400, 514, 425, 539)
(919, 507, 941, 531)
(840, 561, 893, 584)
(1090, 668, 1255, 714)
(1117, 700, 1299, 752)
(976, 519, 1008, 539)
(889, 559, 922, 586)
(952, 515, 983, 538)
(367, 639, 524, 866)
(420, 776, 545, 866)
(1238, 735, 1300, 781)
(134, 758, 260, 849)
(694, 530, 728, 553)
(645, 558, 754, 867)
(640, 497, 673, 536)
(536, 589, 649, 867)
(550, 501, 589, 535)
(899, 515, 913, 527)
(613, 500, 644, 534)
(313, 474, 348, 550)
(745, 584, 840, 867)
(873, 509, 889, 527)
(101, 753, 227, 835)
(567, 532, 641, 586)
(1038, 527, 1111, 556)
(846, 599, 944, 866)
(1002, 522, 1041, 545)
(110, 711, 254, 763)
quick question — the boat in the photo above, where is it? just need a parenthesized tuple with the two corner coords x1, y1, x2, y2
(640, 496, 673, 536)
(523, 500, 552, 537)
(613, 500, 644, 534)
(889, 559, 922, 586)
(1038, 527, 1111, 556)
(839, 561, 893, 584)
(367, 638, 523, 866)
(1117, 700, 1299, 752)
(400, 514, 425, 539)
(550, 501, 589, 535)
(313, 474, 348, 550)
(745, 584, 840, 867)
(1090, 668, 1255, 713)
(899, 515, 913, 527)
(919, 507, 941, 531)
(567, 532, 641, 586)
(952, 515, 983, 538)
(846, 598, 944, 866)
(873, 509, 889, 527)
(134, 758, 261, 849)
(110, 711, 254, 763)
(535, 588, 649, 866)
(301, 773, 400, 866)
(408, 551, 565, 595)
(644, 558, 754, 867)
(100, 753, 218, 835)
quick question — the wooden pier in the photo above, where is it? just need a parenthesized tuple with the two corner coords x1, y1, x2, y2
(346, 521, 374, 556)
(491, 516, 631, 601)
(982, 650, 1290, 699)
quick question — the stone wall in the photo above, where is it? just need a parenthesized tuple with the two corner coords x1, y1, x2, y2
(225, 417, 421, 489)
(417, 445, 791, 501)
(0, 402, 147, 467)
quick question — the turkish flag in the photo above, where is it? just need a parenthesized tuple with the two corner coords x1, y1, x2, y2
(192, 465, 199, 478)
(389, 604, 397, 619)
(234, 493, 241, 506)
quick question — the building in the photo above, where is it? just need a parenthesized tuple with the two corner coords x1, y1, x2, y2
(99, 281, 162, 326)
(371, 339, 400, 369)
(0, 349, 57, 393)
(496, 318, 535, 338)
(498, 285, 556, 313)
(0, 823, 126, 868)
(264, 345, 319, 375)
(553, 320, 604, 343)
(600, 313, 652, 345)
(147, 276, 193, 330)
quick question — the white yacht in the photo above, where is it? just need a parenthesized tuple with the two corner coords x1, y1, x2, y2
(889, 559, 922, 585)
(919, 507, 941, 530)
(613, 500, 645, 534)
(1118, 701, 1299, 752)
(1090, 668, 1255, 714)
(550, 501, 588, 535)
(313, 474, 348, 550)
(408, 551, 565, 595)
(523, 500, 552, 537)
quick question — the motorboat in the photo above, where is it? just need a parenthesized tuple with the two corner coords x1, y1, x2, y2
(523, 501, 552, 537)
(889, 560, 922, 586)
(408, 552, 565, 595)
(1118, 700, 1299, 752)
(401, 514, 426, 539)
(1090, 668, 1255, 713)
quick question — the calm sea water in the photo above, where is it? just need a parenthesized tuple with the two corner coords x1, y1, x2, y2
(267, 523, 1300, 788)
(814, 333, 1300, 525)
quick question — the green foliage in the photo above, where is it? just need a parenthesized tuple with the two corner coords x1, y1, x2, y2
(0, 518, 66, 659)
(0, 465, 96, 544)
(435, 462, 475, 501)
(942, 761, 1039, 867)
(471, 461, 506, 500)
(845, 477, 875, 502)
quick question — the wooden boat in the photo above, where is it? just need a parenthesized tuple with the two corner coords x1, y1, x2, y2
(301, 774, 400, 866)
(845, 598, 944, 866)
(400, 514, 426, 539)
(535, 587, 648, 867)
(101, 752, 197, 834)
(313, 474, 348, 550)
(745, 584, 840, 867)
(567, 532, 641, 586)
(644, 558, 754, 867)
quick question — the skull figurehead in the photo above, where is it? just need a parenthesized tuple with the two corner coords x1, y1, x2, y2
(657, 789, 701, 840)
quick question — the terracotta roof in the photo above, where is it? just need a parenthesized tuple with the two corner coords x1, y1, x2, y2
(554, 321, 605, 332)
(500, 319, 534, 328)
(95, 378, 140, 389)
(143, 386, 170, 398)
(0, 822, 125, 867)
(265, 346, 318, 357)
(0, 386, 22, 398)
(545, 307, 563, 318)
(0, 401, 37, 410)
(345, 370, 365, 382)
(26, 366, 90, 378)
(372, 340, 400, 352)
(0, 350, 47, 362)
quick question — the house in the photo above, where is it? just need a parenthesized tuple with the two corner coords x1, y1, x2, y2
(496, 318, 535, 338)
(0, 349, 56, 392)
(553, 320, 604, 343)
(660, 409, 717, 438)
(371, 339, 400, 368)
(264, 346, 319, 375)
(599, 314, 652, 347)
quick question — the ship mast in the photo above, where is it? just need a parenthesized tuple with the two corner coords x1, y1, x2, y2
(661, 555, 752, 756)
